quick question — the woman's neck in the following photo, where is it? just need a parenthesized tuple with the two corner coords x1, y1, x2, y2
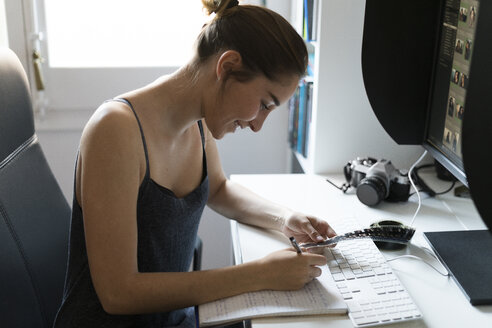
(124, 63, 215, 137)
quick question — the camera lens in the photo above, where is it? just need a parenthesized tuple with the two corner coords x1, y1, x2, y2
(356, 176, 387, 206)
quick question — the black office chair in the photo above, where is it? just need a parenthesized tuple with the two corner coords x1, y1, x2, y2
(0, 48, 71, 328)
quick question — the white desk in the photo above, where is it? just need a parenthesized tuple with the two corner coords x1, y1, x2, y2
(230, 174, 492, 328)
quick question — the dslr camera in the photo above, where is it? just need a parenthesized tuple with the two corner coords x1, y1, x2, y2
(344, 157, 411, 206)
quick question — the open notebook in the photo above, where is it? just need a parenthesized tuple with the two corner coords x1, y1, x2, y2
(198, 265, 347, 327)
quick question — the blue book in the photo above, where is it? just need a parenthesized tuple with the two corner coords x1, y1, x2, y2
(297, 82, 307, 154)
(304, 0, 315, 41)
(303, 0, 310, 40)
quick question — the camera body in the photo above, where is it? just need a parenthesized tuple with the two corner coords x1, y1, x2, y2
(344, 157, 410, 206)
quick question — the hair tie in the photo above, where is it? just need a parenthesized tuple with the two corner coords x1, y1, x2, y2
(226, 0, 239, 9)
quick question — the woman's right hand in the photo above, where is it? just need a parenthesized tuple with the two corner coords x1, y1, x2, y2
(255, 248, 327, 291)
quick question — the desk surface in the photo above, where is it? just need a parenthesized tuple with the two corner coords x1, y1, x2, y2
(230, 173, 492, 328)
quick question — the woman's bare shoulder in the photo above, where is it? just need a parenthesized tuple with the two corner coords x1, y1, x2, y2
(81, 101, 140, 150)
(78, 101, 145, 177)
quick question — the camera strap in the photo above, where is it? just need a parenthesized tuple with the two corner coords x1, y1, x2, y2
(325, 177, 350, 193)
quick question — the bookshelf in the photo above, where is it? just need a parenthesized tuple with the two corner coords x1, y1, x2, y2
(288, 0, 324, 174)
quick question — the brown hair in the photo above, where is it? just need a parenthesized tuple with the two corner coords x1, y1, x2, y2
(195, 0, 308, 82)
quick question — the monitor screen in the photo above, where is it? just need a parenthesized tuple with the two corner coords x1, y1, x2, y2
(425, 0, 480, 185)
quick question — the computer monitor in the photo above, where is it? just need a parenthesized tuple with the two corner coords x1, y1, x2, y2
(422, 0, 492, 306)
(361, 0, 492, 305)
(420, 0, 492, 306)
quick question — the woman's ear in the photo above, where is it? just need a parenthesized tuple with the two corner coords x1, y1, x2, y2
(216, 50, 242, 81)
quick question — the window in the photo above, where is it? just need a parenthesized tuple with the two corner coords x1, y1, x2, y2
(28, 0, 207, 124)
(44, 0, 206, 67)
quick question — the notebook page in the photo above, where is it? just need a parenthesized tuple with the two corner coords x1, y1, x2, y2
(199, 266, 346, 326)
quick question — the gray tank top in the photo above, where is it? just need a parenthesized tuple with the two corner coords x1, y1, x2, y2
(54, 98, 209, 327)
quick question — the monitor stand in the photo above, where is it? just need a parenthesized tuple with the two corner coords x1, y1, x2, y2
(424, 230, 492, 305)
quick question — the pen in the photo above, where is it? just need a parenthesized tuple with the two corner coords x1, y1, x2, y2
(289, 236, 302, 254)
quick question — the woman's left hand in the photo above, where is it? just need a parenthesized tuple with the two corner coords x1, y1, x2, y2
(281, 211, 336, 244)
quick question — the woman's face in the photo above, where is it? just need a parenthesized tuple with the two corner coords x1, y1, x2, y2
(207, 74, 299, 139)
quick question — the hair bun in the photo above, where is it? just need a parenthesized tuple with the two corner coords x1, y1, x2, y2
(202, 0, 239, 16)
(226, 0, 239, 9)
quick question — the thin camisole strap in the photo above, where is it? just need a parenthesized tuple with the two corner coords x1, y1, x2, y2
(197, 120, 207, 179)
(109, 98, 150, 180)
(197, 120, 205, 149)
(108, 98, 207, 180)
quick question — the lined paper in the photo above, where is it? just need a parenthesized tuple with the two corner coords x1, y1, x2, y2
(199, 267, 346, 326)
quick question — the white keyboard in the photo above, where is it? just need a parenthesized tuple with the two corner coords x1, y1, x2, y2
(325, 221, 422, 327)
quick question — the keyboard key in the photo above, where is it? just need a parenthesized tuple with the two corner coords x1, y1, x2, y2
(345, 300, 363, 313)
(351, 313, 365, 320)
(332, 273, 345, 282)
(342, 268, 356, 280)
(328, 260, 339, 268)
(330, 266, 341, 274)
(353, 316, 379, 325)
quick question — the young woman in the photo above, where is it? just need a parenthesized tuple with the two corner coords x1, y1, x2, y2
(54, 1, 336, 327)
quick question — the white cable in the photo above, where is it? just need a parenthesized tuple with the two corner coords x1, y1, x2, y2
(384, 151, 451, 278)
(421, 246, 440, 260)
(408, 150, 428, 227)
(386, 254, 449, 277)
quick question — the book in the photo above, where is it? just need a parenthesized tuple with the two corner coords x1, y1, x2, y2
(288, 80, 314, 158)
(288, 87, 300, 150)
(307, 51, 315, 77)
(303, 82, 314, 158)
(303, 0, 318, 42)
(198, 265, 347, 327)
(297, 81, 307, 155)
(311, 0, 319, 41)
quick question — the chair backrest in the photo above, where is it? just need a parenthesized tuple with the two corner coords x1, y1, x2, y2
(0, 47, 70, 328)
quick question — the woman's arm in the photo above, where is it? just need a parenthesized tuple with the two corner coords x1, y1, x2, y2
(79, 106, 326, 315)
(205, 129, 336, 243)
